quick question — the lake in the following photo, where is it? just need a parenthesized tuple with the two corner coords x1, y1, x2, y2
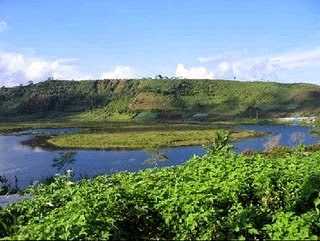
(1, 124, 319, 189)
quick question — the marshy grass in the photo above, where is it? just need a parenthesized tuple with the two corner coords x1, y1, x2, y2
(0, 120, 261, 150)
(47, 129, 260, 150)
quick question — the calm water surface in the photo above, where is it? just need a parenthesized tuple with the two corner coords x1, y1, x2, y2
(1, 125, 319, 189)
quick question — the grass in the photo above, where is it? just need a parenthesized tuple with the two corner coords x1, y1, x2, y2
(0, 120, 261, 149)
(47, 129, 260, 150)
(128, 93, 173, 110)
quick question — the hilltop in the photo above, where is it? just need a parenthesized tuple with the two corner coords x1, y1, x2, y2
(0, 79, 319, 122)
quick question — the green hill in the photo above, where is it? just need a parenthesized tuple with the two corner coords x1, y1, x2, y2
(1, 79, 319, 122)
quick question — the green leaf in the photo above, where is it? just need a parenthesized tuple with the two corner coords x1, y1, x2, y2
(238, 235, 246, 240)
(248, 228, 259, 235)
(313, 196, 320, 207)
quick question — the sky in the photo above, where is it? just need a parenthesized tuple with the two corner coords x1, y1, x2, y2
(0, 0, 320, 86)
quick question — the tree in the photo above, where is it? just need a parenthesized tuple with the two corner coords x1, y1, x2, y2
(245, 106, 262, 119)
(246, 106, 255, 118)
(155, 75, 163, 80)
(255, 107, 262, 119)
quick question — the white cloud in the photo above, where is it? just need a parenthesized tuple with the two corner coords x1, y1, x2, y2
(229, 47, 320, 80)
(100, 65, 135, 79)
(1, 46, 320, 86)
(0, 21, 8, 32)
(227, 57, 282, 80)
(0, 52, 90, 86)
(188, 46, 320, 82)
(271, 47, 320, 69)
(217, 62, 231, 72)
(0, 51, 137, 86)
(175, 64, 214, 79)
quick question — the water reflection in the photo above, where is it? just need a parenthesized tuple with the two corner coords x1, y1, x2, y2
(52, 151, 77, 172)
(143, 149, 168, 166)
(289, 132, 306, 147)
(232, 124, 320, 152)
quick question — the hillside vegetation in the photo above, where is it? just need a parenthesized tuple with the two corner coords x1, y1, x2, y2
(1, 79, 320, 122)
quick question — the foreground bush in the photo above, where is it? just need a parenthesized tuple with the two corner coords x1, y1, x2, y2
(1, 147, 320, 240)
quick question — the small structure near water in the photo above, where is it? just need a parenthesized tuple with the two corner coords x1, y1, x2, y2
(192, 113, 208, 118)
(277, 117, 317, 123)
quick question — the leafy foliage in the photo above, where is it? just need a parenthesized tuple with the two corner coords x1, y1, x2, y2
(1, 144, 320, 239)
(203, 131, 234, 154)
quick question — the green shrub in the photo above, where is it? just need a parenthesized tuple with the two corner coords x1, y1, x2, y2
(1, 145, 320, 239)
(133, 111, 158, 122)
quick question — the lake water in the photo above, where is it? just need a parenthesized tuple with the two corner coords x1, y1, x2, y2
(1, 124, 319, 189)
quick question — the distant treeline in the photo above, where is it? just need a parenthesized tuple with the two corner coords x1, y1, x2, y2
(0, 79, 319, 120)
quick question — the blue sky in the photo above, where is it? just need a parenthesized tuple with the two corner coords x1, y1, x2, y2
(0, 0, 319, 86)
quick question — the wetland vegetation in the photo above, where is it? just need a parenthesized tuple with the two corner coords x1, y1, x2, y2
(1, 79, 320, 240)
(1, 133, 320, 240)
